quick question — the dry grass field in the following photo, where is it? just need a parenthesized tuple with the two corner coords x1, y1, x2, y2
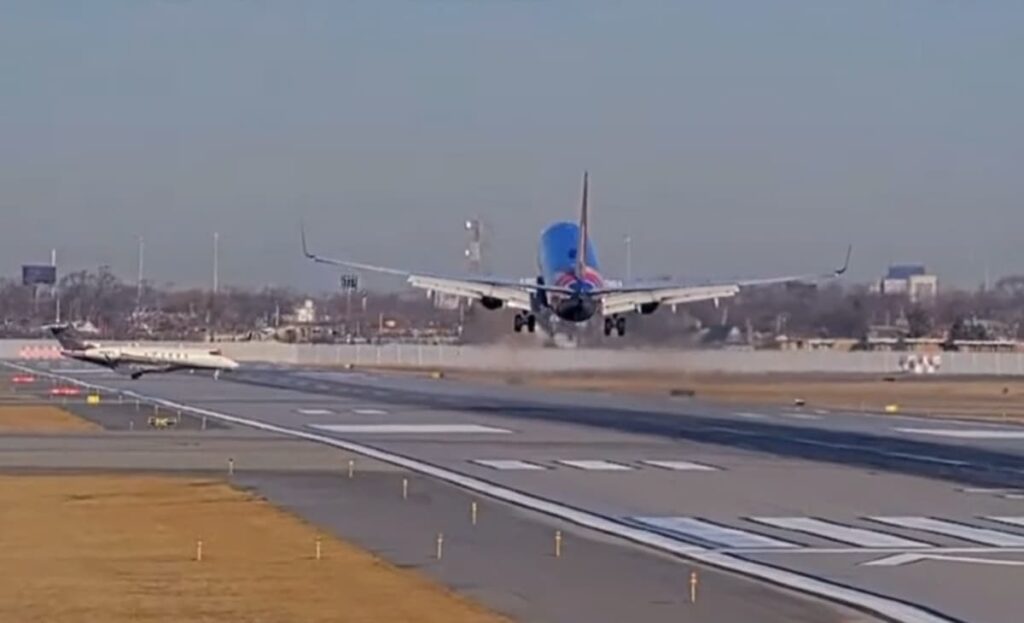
(0, 405, 99, 432)
(0, 474, 508, 623)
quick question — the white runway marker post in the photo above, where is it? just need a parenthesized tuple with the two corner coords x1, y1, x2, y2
(471, 501, 478, 526)
(690, 570, 699, 603)
(195, 540, 204, 562)
(347, 459, 354, 479)
(315, 537, 322, 561)
(435, 532, 444, 560)
(555, 530, 563, 558)
(402, 477, 408, 500)
(227, 457, 234, 476)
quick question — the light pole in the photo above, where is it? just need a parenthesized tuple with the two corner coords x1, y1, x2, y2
(136, 235, 145, 311)
(624, 234, 633, 283)
(212, 232, 220, 295)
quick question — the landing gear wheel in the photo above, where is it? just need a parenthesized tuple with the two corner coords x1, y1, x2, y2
(615, 316, 627, 337)
(603, 317, 614, 337)
(526, 314, 537, 333)
(513, 314, 525, 333)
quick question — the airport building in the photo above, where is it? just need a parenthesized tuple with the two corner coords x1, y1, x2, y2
(874, 264, 938, 303)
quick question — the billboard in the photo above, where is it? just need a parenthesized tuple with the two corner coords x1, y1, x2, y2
(22, 265, 57, 286)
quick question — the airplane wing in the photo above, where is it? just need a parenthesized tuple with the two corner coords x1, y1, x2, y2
(302, 226, 571, 312)
(597, 246, 852, 316)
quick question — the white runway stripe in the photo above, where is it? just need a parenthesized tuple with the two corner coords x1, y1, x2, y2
(310, 424, 512, 434)
(985, 517, 1024, 529)
(732, 412, 767, 419)
(750, 517, 931, 548)
(641, 460, 719, 472)
(472, 459, 547, 471)
(297, 408, 333, 416)
(633, 517, 800, 549)
(780, 412, 821, 420)
(896, 428, 1024, 440)
(869, 516, 1024, 547)
(557, 459, 633, 471)
(352, 408, 388, 415)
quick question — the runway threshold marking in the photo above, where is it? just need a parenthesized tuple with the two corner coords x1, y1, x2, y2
(1, 361, 958, 623)
(309, 424, 512, 434)
(983, 517, 1024, 529)
(869, 517, 1024, 547)
(749, 517, 932, 549)
(632, 517, 800, 549)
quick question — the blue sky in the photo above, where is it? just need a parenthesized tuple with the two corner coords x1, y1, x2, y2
(2, 1, 1022, 289)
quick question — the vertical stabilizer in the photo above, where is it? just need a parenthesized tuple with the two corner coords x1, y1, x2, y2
(575, 171, 590, 278)
(48, 324, 89, 351)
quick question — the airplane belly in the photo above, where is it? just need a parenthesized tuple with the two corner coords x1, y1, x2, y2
(551, 295, 598, 322)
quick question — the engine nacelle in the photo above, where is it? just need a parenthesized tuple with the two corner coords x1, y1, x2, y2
(479, 296, 504, 310)
(638, 302, 660, 315)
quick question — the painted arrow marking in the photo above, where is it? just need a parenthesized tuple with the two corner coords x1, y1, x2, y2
(863, 553, 1024, 567)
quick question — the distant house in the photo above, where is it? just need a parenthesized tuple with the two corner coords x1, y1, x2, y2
(876, 265, 938, 303)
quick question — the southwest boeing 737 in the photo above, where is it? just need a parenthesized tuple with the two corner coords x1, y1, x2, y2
(303, 173, 850, 336)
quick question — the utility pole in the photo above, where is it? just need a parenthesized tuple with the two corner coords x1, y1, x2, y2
(51, 248, 59, 323)
(212, 232, 220, 295)
(624, 234, 633, 282)
(136, 235, 145, 311)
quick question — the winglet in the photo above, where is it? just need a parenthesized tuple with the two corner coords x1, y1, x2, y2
(575, 171, 590, 278)
(835, 244, 853, 276)
(300, 220, 313, 259)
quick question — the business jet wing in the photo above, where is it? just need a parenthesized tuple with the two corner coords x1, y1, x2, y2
(598, 246, 851, 316)
(302, 227, 572, 312)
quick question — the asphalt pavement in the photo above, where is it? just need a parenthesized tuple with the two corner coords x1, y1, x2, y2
(11, 359, 1024, 623)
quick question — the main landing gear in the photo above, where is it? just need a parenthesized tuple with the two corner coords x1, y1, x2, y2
(514, 313, 537, 333)
(604, 315, 626, 337)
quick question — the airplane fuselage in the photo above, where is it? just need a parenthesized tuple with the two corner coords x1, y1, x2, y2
(60, 346, 239, 378)
(538, 222, 603, 322)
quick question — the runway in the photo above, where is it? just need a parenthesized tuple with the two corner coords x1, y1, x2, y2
(13, 360, 1024, 623)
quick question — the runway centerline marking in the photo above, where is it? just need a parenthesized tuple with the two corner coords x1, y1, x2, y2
(557, 459, 633, 471)
(472, 459, 547, 471)
(297, 408, 333, 416)
(641, 460, 719, 472)
(352, 408, 389, 415)
(309, 423, 513, 434)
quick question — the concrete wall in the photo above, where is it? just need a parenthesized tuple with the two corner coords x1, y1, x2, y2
(6, 339, 1024, 376)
